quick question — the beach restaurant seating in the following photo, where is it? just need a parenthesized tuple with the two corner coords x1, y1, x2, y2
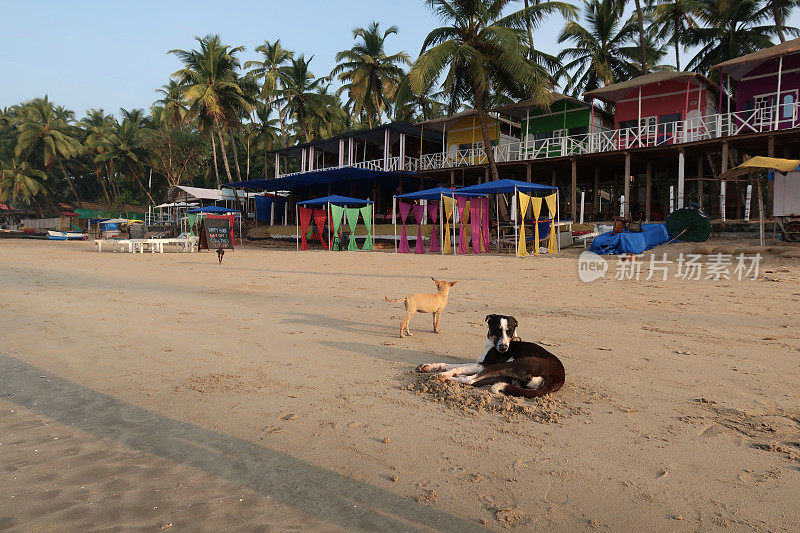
(94, 234, 198, 253)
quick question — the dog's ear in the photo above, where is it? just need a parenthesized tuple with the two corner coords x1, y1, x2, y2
(485, 314, 495, 323)
(448, 281, 457, 286)
(508, 316, 519, 330)
(431, 277, 438, 283)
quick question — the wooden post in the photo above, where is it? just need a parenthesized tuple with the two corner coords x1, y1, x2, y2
(677, 149, 685, 209)
(551, 168, 557, 187)
(308, 146, 315, 171)
(383, 128, 390, 171)
(721, 141, 729, 221)
(571, 158, 578, 221)
(399, 133, 406, 170)
(450, 170, 455, 186)
(697, 157, 704, 210)
(348, 138, 354, 165)
(301, 147, 307, 172)
(624, 153, 631, 218)
(768, 135, 775, 218)
(594, 167, 600, 220)
(484, 167, 489, 183)
(338, 139, 345, 167)
(526, 163, 531, 182)
(645, 161, 652, 222)
(274, 152, 279, 178)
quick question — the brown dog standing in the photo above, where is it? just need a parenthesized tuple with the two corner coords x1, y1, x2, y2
(385, 277, 457, 338)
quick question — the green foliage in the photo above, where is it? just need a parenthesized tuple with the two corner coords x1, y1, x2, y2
(142, 127, 209, 187)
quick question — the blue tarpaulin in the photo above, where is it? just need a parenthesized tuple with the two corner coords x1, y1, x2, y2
(186, 205, 237, 214)
(297, 195, 373, 206)
(395, 187, 485, 200)
(226, 167, 416, 191)
(457, 179, 557, 195)
(589, 223, 671, 255)
(255, 196, 287, 222)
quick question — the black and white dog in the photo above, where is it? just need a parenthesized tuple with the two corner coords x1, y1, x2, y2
(417, 314, 565, 398)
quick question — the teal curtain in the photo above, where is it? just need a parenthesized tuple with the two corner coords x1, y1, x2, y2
(345, 208, 360, 251)
(360, 205, 373, 250)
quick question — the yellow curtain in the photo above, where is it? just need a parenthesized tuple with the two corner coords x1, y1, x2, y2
(442, 195, 454, 254)
(517, 191, 530, 256)
(545, 193, 558, 253)
(531, 196, 542, 255)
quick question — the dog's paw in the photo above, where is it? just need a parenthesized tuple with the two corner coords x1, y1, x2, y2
(417, 363, 443, 373)
(489, 383, 508, 395)
(434, 373, 450, 383)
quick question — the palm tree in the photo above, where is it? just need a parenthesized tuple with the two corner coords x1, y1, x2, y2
(763, 0, 800, 43)
(394, 74, 447, 121)
(95, 115, 155, 204)
(251, 102, 280, 177)
(13, 96, 84, 202)
(410, 0, 557, 180)
(79, 109, 117, 203)
(520, 0, 578, 76)
(155, 80, 189, 130)
(647, 0, 701, 71)
(332, 22, 410, 128)
(276, 55, 337, 142)
(0, 158, 48, 209)
(557, 0, 640, 96)
(245, 39, 294, 103)
(685, 0, 791, 74)
(170, 35, 253, 184)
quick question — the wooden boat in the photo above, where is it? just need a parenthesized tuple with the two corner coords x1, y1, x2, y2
(47, 230, 87, 240)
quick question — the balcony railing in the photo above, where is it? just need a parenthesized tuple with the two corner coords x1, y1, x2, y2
(275, 103, 799, 178)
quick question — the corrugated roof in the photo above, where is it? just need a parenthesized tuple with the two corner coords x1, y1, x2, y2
(492, 93, 611, 119)
(584, 71, 717, 103)
(712, 38, 800, 79)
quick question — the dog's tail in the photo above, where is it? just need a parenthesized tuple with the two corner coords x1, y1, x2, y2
(384, 296, 405, 303)
(490, 379, 564, 398)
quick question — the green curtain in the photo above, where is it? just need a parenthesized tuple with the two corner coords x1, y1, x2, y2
(345, 208, 361, 251)
(187, 213, 197, 236)
(331, 205, 345, 250)
(360, 205, 373, 250)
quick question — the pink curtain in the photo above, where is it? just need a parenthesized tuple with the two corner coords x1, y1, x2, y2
(398, 202, 412, 253)
(470, 198, 482, 253)
(413, 204, 426, 253)
(456, 196, 468, 254)
(428, 202, 440, 253)
(298, 206, 312, 250)
(313, 209, 328, 250)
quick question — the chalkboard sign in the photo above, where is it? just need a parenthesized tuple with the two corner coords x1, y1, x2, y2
(199, 218, 234, 250)
(128, 224, 145, 239)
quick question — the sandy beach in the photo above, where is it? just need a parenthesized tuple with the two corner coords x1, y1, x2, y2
(1, 239, 799, 531)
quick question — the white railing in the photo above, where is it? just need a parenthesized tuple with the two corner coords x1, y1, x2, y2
(275, 103, 800, 177)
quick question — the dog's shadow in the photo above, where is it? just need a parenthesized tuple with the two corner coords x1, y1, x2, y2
(281, 311, 395, 336)
(319, 340, 471, 366)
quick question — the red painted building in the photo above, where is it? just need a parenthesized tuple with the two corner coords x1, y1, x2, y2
(585, 72, 718, 145)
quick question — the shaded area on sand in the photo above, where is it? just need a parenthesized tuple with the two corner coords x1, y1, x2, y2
(0, 350, 485, 532)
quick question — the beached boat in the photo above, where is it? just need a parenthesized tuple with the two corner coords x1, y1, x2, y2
(47, 230, 87, 240)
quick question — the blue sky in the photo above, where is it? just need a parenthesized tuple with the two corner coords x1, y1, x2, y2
(2, 1, 798, 118)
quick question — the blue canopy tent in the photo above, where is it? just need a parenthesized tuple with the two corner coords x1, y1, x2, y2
(295, 195, 374, 251)
(457, 179, 560, 255)
(393, 187, 485, 254)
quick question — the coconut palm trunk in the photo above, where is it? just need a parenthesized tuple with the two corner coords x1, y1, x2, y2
(210, 134, 220, 188)
(58, 161, 83, 203)
(634, 0, 647, 73)
(215, 124, 234, 183)
(473, 82, 500, 181)
(674, 13, 682, 70)
(228, 127, 242, 181)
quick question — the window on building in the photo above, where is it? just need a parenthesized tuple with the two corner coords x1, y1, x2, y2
(781, 93, 796, 119)
(619, 119, 637, 129)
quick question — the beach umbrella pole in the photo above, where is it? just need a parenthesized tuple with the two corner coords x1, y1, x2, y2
(295, 204, 299, 251)
(514, 187, 518, 257)
(328, 202, 331, 252)
(496, 195, 500, 254)
(440, 195, 444, 255)
(393, 196, 397, 253)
